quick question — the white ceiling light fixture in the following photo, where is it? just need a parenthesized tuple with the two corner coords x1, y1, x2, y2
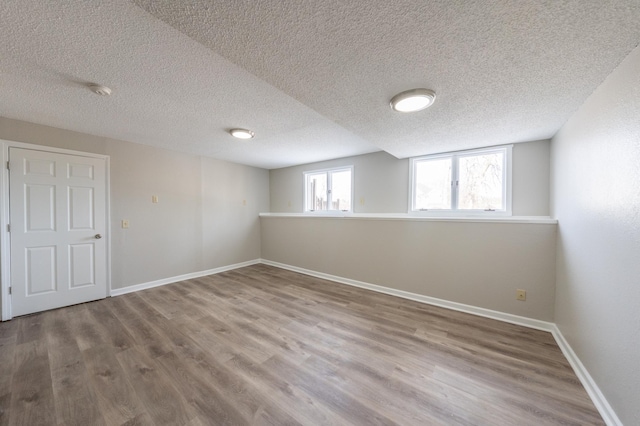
(390, 88, 436, 113)
(88, 84, 112, 96)
(229, 128, 255, 139)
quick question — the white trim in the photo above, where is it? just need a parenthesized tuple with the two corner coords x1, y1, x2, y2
(550, 325, 622, 426)
(259, 259, 553, 332)
(105, 156, 112, 313)
(0, 139, 110, 159)
(110, 259, 261, 296)
(0, 139, 111, 321)
(0, 146, 10, 320)
(259, 212, 557, 224)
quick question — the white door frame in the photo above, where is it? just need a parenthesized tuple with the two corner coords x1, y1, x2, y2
(0, 139, 111, 321)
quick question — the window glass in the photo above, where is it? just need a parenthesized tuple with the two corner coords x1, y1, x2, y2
(330, 170, 351, 211)
(304, 167, 352, 212)
(415, 158, 452, 210)
(458, 152, 504, 210)
(306, 172, 327, 211)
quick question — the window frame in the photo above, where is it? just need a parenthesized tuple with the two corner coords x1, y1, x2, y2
(409, 145, 512, 216)
(303, 165, 354, 213)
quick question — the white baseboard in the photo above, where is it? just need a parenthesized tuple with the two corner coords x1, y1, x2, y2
(109, 259, 260, 297)
(259, 258, 620, 426)
(551, 325, 622, 426)
(259, 259, 554, 332)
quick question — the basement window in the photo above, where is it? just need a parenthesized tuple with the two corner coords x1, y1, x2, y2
(304, 166, 353, 212)
(410, 145, 512, 215)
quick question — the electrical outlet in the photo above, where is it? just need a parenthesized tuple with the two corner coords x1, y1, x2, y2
(151, 195, 159, 203)
(516, 289, 526, 301)
(122, 219, 129, 229)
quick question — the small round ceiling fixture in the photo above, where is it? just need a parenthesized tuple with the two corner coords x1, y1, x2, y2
(229, 128, 255, 139)
(390, 88, 436, 112)
(88, 84, 112, 96)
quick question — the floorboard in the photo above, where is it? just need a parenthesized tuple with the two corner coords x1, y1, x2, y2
(0, 264, 604, 425)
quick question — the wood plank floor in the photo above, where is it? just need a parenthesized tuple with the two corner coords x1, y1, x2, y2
(0, 264, 604, 425)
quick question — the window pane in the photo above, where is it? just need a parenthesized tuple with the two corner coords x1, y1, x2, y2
(415, 158, 452, 209)
(306, 173, 327, 211)
(330, 170, 351, 211)
(458, 152, 504, 210)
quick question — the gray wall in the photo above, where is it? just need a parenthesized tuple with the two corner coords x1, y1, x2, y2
(551, 45, 640, 425)
(270, 140, 550, 216)
(0, 117, 269, 294)
(265, 140, 555, 322)
(261, 217, 557, 321)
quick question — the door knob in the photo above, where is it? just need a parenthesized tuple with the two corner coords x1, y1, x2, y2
(95, 234, 102, 239)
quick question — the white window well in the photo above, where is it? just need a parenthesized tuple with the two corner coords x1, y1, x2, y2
(410, 145, 512, 216)
(304, 166, 353, 212)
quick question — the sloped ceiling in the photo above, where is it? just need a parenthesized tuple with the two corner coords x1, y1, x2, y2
(1, 1, 640, 169)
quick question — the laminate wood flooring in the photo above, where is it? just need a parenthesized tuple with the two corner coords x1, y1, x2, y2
(0, 264, 604, 425)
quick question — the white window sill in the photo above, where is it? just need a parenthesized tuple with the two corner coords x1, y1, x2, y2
(259, 213, 557, 224)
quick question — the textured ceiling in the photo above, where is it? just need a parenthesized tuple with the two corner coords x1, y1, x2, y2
(2, 1, 640, 168)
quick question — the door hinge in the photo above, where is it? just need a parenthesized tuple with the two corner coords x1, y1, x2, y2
(8, 287, 11, 295)
(6, 224, 9, 232)
(6, 161, 9, 170)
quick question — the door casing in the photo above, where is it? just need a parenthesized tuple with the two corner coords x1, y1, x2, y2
(0, 140, 111, 320)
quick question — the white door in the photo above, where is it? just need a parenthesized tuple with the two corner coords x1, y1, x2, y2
(9, 148, 107, 317)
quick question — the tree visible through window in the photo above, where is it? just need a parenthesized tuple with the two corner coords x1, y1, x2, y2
(411, 146, 511, 214)
(305, 167, 352, 212)
(458, 152, 504, 210)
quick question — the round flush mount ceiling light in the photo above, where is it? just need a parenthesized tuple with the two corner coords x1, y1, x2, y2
(229, 128, 255, 139)
(88, 84, 112, 96)
(390, 88, 436, 112)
